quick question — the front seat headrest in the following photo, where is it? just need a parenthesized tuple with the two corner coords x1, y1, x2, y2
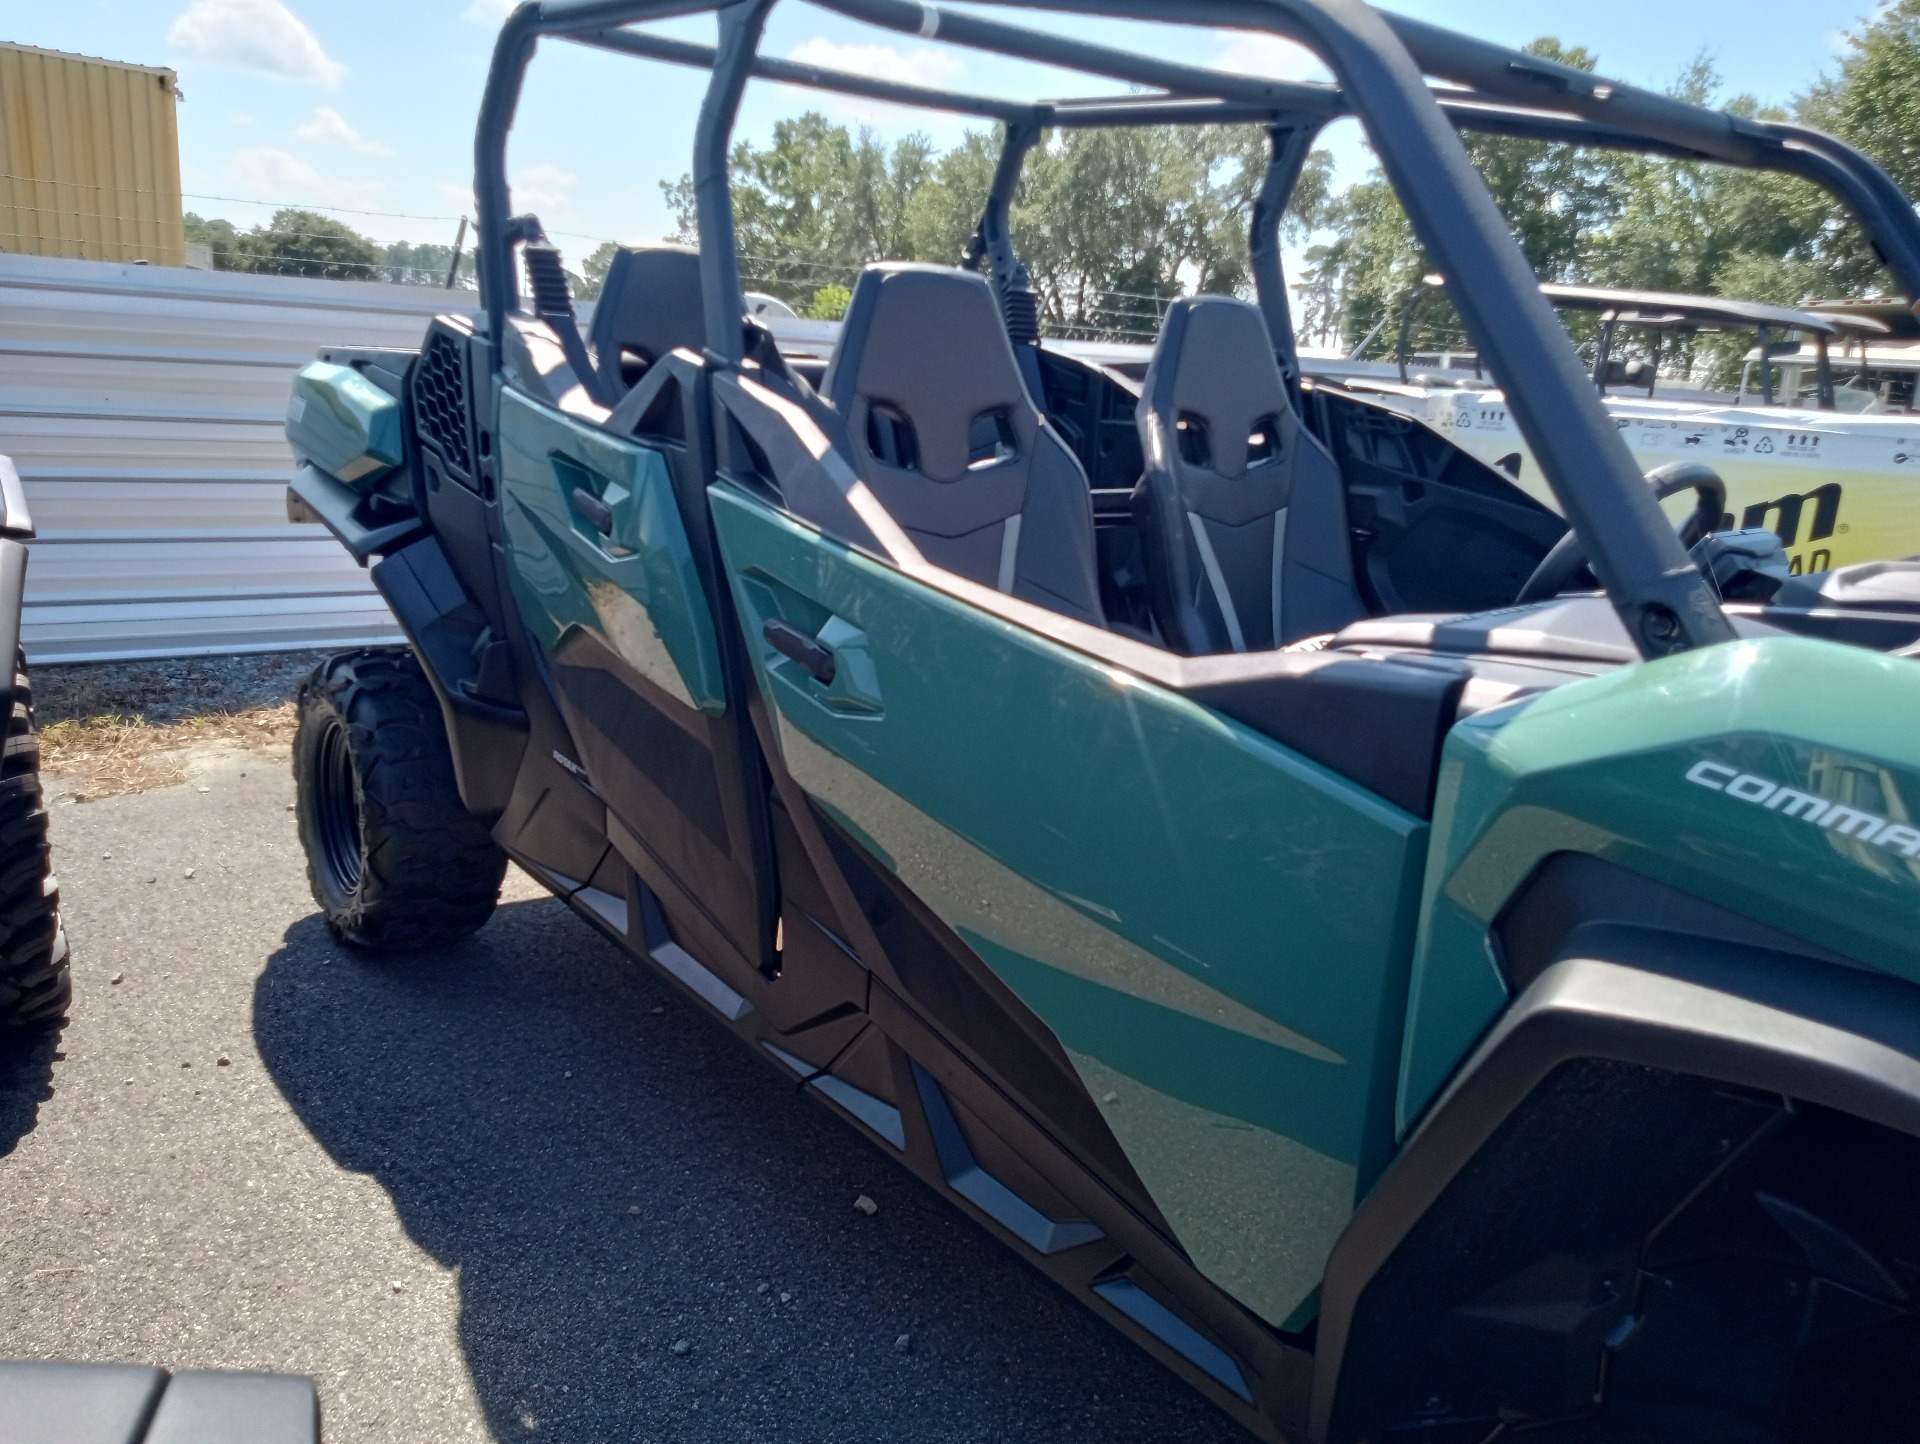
(1143, 295, 1292, 513)
(1136, 294, 1366, 653)
(587, 247, 706, 395)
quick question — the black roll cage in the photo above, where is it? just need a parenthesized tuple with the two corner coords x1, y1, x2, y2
(471, 0, 1920, 660)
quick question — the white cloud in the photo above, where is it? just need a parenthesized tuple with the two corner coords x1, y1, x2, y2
(227, 146, 387, 211)
(227, 110, 254, 127)
(168, 0, 345, 87)
(1212, 32, 1330, 86)
(295, 107, 393, 157)
(785, 37, 965, 90)
(513, 162, 577, 218)
(463, 0, 517, 23)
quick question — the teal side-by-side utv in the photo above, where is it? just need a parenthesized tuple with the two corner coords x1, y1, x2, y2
(283, 2, 1920, 1437)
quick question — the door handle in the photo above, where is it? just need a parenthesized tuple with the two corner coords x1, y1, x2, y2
(571, 486, 614, 536)
(762, 618, 837, 685)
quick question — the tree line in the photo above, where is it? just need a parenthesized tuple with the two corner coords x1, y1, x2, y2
(652, 114, 1315, 337)
(1296, 21, 1915, 372)
(653, 0, 1919, 368)
(183, 209, 474, 288)
(187, 0, 1919, 374)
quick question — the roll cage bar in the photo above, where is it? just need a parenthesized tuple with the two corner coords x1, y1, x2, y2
(470, 0, 1920, 660)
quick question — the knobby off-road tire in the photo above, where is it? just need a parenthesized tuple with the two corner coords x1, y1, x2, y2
(294, 648, 506, 950)
(0, 651, 68, 1028)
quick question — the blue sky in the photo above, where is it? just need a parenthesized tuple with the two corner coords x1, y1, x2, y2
(3, 0, 1873, 255)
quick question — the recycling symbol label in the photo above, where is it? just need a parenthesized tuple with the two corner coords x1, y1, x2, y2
(1754, 436, 1775, 455)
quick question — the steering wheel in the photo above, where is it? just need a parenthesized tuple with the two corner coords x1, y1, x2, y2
(1515, 462, 1728, 605)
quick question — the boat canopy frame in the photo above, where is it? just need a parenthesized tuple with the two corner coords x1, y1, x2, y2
(1545, 284, 1894, 408)
(469, 0, 1920, 659)
(1390, 282, 1895, 406)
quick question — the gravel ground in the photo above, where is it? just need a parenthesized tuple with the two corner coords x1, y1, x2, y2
(0, 739, 1239, 1443)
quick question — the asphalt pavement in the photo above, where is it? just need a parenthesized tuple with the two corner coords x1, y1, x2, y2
(0, 744, 1238, 1443)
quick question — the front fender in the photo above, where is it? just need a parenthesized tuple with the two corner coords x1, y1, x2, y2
(1314, 912, 1920, 1443)
(1399, 635, 1920, 1131)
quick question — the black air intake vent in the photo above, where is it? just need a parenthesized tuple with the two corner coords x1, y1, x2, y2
(414, 329, 472, 476)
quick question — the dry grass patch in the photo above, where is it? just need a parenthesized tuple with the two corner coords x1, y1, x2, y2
(41, 705, 297, 802)
(34, 651, 324, 801)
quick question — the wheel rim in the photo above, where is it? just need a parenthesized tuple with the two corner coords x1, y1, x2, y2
(314, 715, 364, 895)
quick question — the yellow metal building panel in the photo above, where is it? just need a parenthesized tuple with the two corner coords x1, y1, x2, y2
(0, 41, 185, 267)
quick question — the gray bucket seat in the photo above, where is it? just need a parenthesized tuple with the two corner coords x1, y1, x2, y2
(1133, 296, 1364, 653)
(823, 263, 1103, 625)
(587, 246, 707, 400)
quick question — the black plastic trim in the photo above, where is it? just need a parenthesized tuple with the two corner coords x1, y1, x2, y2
(0, 537, 28, 729)
(1311, 931, 1920, 1442)
(910, 1060, 1105, 1254)
(369, 536, 528, 815)
(0, 453, 36, 539)
(289, 464, 426, 564)
(1493, 851, 1858, 992)
(1092, 1276, 1254, 1402)
(1184, 653, 1467, 818)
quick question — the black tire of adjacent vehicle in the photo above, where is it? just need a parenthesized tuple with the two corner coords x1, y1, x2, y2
(294, 648, 506, 950)
(0, 651, 67, 1028)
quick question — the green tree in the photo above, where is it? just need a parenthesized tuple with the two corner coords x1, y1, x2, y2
(1014, 123, 1271, 339)
(182, 212, 238, 269)
(226, 209, 382, 280)
(1297, 17, 1920, 373)
(665, 113, 1293, 341)
(802, 284, 852, 320)
(581, 240, 622, 298)
(1298, 39, 1625, 355)
(1781, 1, 1920, 301)
(1806, 0, 1920, 199)
(666, 113, 936, 309)
(381, 239, 474, 288)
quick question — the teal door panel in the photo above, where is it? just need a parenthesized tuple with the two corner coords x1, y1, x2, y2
(498, 384, 775, 977)
(709, 481, 1429, 1329)
(497, 384, 726, 716)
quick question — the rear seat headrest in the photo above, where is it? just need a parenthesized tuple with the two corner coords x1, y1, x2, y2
(824, 263, 1034, 485)
(587, 247, 707, 383)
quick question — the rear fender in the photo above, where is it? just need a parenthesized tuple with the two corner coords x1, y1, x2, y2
(369, 536, 527, 816)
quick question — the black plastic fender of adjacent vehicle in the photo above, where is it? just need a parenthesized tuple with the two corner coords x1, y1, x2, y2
(0, 455, 36, 734)
(0, 454, 35, 542)
(366, 535, 527, 816)
(1309, 897, 1920, 1444)
(0, 537, 30, 741)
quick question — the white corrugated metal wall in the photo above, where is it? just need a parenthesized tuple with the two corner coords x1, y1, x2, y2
(0, 252, 464, 661)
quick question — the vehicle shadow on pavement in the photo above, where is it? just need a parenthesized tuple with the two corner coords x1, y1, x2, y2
(253, 898, 1232, 1444)
(0, 1025, 57, 1159)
